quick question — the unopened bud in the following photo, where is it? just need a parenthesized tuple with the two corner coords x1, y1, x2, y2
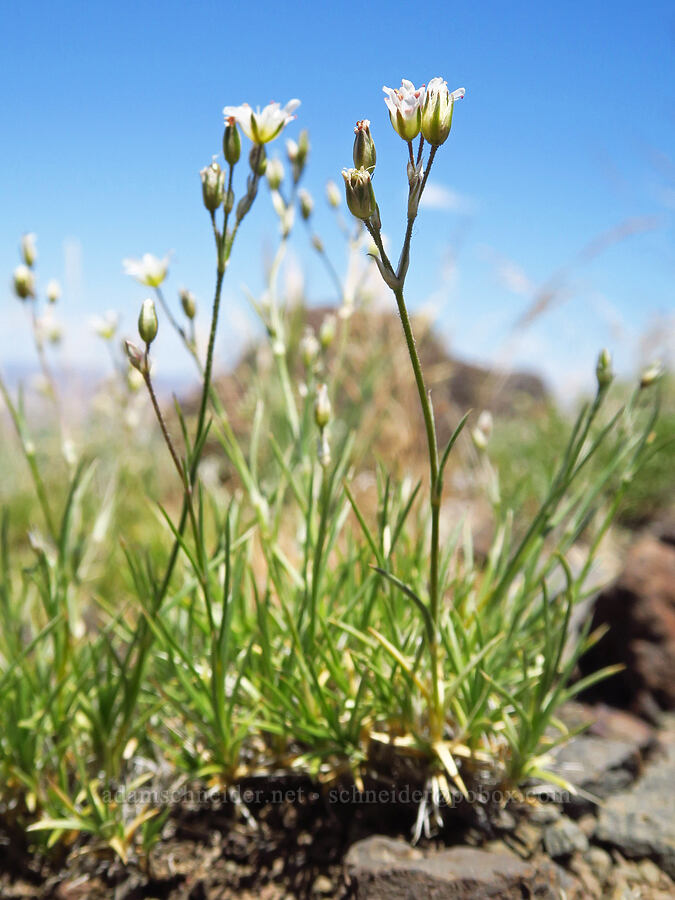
(319, 314, 336, 349)
(477, 410, 493, 440)
(407, 160, 424, 218)
(200, 160, 225, 212)
(266, 158, 284, 190)
(21, 233, 37, 267)
(353, 119, 376, 172)
(249, 144, 267, 176)
(13, 264, 35, 300)
(640, 361, 664, 389)
(288, 130, 310, 183)
(138, 298, 158, 345)
(341, 167, 376, 221)
(300, 328, 320, 368)
(125, 339, 144, 372)
(298, 188, 313, 220)
(297, 130, 310, 165)
(596, 348, 613, 391)
(314, 383, 332, 429)
(223, 118, 241, 165)
(46, 279, 61, 304)
(311, 234, 324, 253)
(271, 189, 286, 220)
(318, 431, 331, 468)
(180, 288, 197, 319)
(325, 180, 341, 208)
(471, 427, 489, 451)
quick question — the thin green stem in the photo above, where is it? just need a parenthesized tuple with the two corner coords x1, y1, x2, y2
(392, 285, 442, 739)
(143, 356, 184, 482)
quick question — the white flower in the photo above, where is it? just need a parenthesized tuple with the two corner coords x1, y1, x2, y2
(421, 78, 465, 146)
(223, 99, 300, 145)
(21, 233, 37, 267)
(36, 311, 62, 345)
(46, 279, 61, 303)
(122, 253, 170, 287)
(90, 310, 119, 340)
(382, 79, 426, 141)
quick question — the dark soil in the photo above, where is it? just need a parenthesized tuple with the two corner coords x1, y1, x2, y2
(0, 773, 475, 899)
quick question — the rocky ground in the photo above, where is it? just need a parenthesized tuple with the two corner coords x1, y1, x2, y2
(2, 704, 674, 899)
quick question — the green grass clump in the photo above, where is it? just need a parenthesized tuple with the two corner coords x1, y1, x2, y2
(0, 86, 667, 865)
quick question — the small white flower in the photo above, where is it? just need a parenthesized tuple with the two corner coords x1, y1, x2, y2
(21, 233, 37, 267)
(223, 99, 300, 145)
(382, 79, 426, 141)
(46, 279, 61, 303)
(90, 310, 119, 340)
(36, 311, 62, 345)
(122, 252, 170, 287)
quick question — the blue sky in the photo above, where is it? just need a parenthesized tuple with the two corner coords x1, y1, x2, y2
(1, 0, 673, 396)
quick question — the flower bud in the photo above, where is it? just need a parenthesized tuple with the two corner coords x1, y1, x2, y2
(125, 339, 144, 372)
(318, 431, 331, 468)
(249, 144, 267, 176)
(471, 427, 488, 451)
(288, 130, 310, 183)
(341, 167, 376, 221)
(297, 130, 310, 166)
(477, 410, 493, 440)
(472, 411, 493, 450)
(352, 120, 376, 172)
(298, 188, 313, 220)
(13, 264, 35, 300)
(421, 79, 465, 147)
(312, 234, 324, 253)
(138, 298, 158, 346)
(596, 348, 613, 391)
(223, 118, 241, 165)
(319, 313, 336, 349)
(325, 180, 341, 208)
(300, 327, 320, 368)
(407, 160, 424, 218)
(269, 189, 283, 218)
(266, 157, 284, 190)
(640, 361, 664, 389)
(180, 288, 197, 319)
(314, 382, 331, 429)
(200, 160, 225, 212)
(46, 279, 61, 304)
(21, 233, 37, 267)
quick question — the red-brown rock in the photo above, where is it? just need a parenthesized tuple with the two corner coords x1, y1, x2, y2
(580, 535, 675, 717)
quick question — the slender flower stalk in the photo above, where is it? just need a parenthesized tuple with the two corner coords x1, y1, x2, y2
(346, 76, 467, 745)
